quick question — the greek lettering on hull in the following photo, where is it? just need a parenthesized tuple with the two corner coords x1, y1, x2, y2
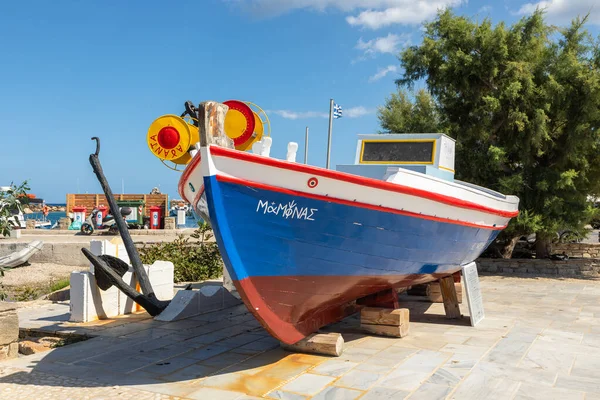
(257, 199, 317, 221)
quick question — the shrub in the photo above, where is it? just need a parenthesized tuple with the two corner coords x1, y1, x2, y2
(139, 222, 222, 283)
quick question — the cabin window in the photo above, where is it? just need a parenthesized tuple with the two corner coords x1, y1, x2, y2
(360, 140, 436, 164)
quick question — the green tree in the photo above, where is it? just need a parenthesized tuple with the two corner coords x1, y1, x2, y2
(0, 181, 30, 237)
(378, 89, 446, 133)
(384, 9, 600, 258)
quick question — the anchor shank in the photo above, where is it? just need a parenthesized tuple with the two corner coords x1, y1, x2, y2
(88, 137, 155, 297)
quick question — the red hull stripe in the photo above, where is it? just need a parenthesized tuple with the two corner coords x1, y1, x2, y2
(210, 146, 518, 218)
(177, 153, 202, 203)
(216, 174, 506, 230)
(237, 272, 461, 344)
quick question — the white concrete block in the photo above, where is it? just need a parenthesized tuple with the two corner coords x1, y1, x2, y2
(71, 238, 175, 322)
(222, 267, 240, 299)
(89, 240, 117, 274)
(69, 271, 91, 322)
(69, 271, 120, 322)
(8, 229, 21, 239)
(155, 282, 242, 322)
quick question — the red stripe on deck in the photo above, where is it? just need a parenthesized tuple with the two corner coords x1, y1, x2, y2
(216, 174, 505, 230)
(210, 146, 518, 218)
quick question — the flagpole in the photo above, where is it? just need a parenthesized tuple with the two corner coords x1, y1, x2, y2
(304, 126, 309, 164)
(326, 98, 334, 169)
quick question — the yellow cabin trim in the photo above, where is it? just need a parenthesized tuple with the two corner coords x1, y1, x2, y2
(438, 165, 455, 173)
(359, 139, 437, 165)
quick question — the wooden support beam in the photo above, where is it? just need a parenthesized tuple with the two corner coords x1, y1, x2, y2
(356, 288, 399, 309)
(428, 282, 462, 304)
(361, 307, 408, 326)
(361, 323, 409, 338)
(439, 275, 461, 319)
(281, 333, 344, 357)
(360, 307, 410, 338)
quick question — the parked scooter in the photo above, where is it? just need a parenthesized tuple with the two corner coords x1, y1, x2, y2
(80, 206, 132, 235)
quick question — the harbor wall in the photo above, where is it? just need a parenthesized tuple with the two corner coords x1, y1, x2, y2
(477, 258, 600, 278)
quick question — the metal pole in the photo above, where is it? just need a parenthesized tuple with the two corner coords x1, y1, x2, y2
(326, 99, 334, 169)
(304, 126, 309, 164)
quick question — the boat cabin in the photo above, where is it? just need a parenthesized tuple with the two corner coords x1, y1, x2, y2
(336, 133, 456, 182)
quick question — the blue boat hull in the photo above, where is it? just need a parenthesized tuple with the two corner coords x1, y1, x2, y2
(203, 175, 499, 343)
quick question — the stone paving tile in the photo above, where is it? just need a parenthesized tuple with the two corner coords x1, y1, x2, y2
(351, 337, 395, 350)
(312, 359, 358, 376)
(280, 373, 336, 396)
(354, 361, 396, 372)
(187, 387, 246, 400)
(377, 350, 451, 391)
(582, 333, 600, 348)
(426, 367, 469, 386)
(221, 348, 289, 376)
(555, 374, 600, 394)
(259, 359, 312, 382)
(338, 346, 380, 362)
(334, 369, 383, 390)
(199, 371, 284, 397)
(199, 351, 254, 369)
(450, 375, 521, 400)
(311, 386, 363, 400)
(137, 356, 200, 376)
(217, 333, 265, 348)
(518, 343, 575, 374)
(119, 327, 179, 340)
(160, 363, 217, 382)
(359, 386, 411, 400)
(481, 333, 536, 366)
(265, 389, 308, 399)
(513, 382, 585, 400)
(572, 353, 600, 380)
(408, 383, 452, 400)
(182, 344, 232, 361)
(235, 337, 279, 352)
(372, 345, 418, 361)
(0, 369, 183, 399)
(120, 380, 204, 398)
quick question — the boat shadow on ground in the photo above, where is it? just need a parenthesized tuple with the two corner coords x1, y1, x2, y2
(0, 296, 471, 396)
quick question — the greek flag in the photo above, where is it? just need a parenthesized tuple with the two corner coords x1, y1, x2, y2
(333, 103, 343, 119)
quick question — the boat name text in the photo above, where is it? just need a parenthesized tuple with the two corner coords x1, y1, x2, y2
(256, 200, 317, 221)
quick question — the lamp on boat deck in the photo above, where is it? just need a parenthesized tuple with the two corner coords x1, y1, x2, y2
(147, 115, 200, 171)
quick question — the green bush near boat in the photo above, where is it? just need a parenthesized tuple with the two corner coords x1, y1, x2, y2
(139, 222, 223, 283)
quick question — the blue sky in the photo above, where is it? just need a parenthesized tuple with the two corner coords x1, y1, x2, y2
(1, 0, 598, 203)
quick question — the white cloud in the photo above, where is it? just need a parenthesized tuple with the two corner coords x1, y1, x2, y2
(517, 0, 600, 25)
(227, 0, 464, 27)
(356, 33, 407, 56)
(368, 65, 399, 82)
(478, 5, 492, 13)
(268, 110, 328, 119)
(346, 1, 464, 29)
(344, 106, 375, 117)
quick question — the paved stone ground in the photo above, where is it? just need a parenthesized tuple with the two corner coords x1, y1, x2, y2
(2, 275, 600, 399)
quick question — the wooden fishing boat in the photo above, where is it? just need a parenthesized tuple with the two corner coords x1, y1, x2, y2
(159, 101, 519, 344)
